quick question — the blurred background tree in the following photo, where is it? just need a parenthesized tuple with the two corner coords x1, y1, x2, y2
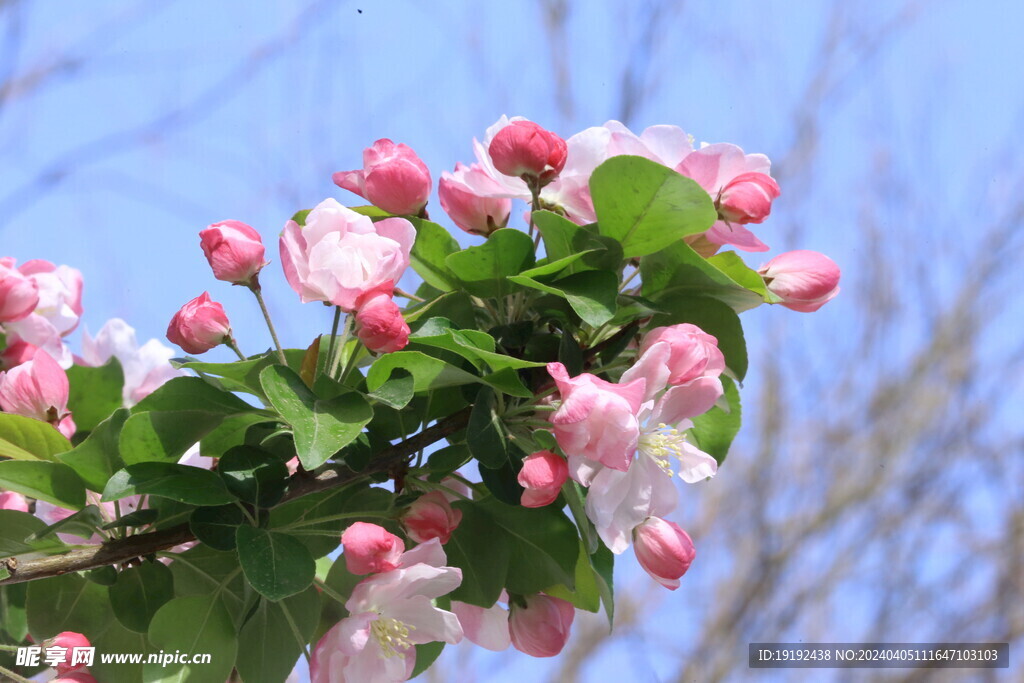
(0, 1, 1020, 681)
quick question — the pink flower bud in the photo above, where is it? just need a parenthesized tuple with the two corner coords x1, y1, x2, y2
(0, 349, 70, 426)
(438, 163, 512, 236)
(517, 451, 568, 508)
(634, 323, 726, 389)
(758, 250, 841, 313)
(488, 120, 567, 186)
(53, 673, 98, 683)
(333, 139, 432, 216)
(717, 171, 781, 224)
(0, 258, 39, 322)
(165, 292, 231, 355)
(354, 291, 410, 354)
(0, 491, 29, 512)
(46, 631, 91, 673)
(199, 220, 267, 285)
(401, 491, 463, 544)
(0, 339, 38, 370)
(508, 593, 574, 657)
(633, 516, 696, 590)
(341, 521, 405, 574)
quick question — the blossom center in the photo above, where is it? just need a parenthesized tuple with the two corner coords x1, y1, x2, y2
(638, 423, 690, 476)
(371, 616, 415, 658)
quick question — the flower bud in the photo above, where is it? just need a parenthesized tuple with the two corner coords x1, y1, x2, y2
(633, 516, 696, 590)
(401, 491, 463, 544)
(53, 673, 98, 683)
(717, 171, 781, 224)
(46, 631, 91, 674)
(517, 451, 568, 508)
(488, 121, 567, 187)
(636, 323, 726, 388)
(0, 491, 29, 512)
(199, 220, 267, 285)
(0, 257, 39, 322)
(165, 292, 231, 355)
(438, 163, 512, 236)
(758, 250, 841, 313)
(0, 349, 70, 427)
(341, 521, 405, 575)
(354, 291, 410, 354)
(333, 139, 432, 216)
(508, 594, 574, 657)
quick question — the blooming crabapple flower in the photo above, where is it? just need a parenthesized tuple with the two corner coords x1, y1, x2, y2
(279, 198, 416, 312)
(508, 594, 575, 658)
(165, 292, 232, 355)
(310, 542, 463, 683)
(546, 362, 645, 472)
(758, 250, 841, 313)
(675, 143, 780, 252)
(199, 220, 267, 285)
(333, 139, 432, 216)
(342, 522, 405, 575)
(517, 450, 568, 508)
(0, 491, 29, 511)
(401, 491, 462, 544)
(451, 600, 511, 652)
(355, 290, 410, 354)
(1, 259, 83, 368)
(81, 318, 184, 406)
(46, 632, 91, 674)
(438, 162, 512, 236)
(0, 257, 39, 322)
(620, 324, 726, 402)
(488, 120, 567, 188)
(633, 516, 696, 590)
(0, 349, 71, 430)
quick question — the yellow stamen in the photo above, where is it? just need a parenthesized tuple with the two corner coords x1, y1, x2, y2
(370, 616, 416, 659)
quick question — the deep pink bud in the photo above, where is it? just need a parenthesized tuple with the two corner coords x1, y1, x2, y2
(402, 491, 463, 544)
(637, 324, 726, 387)
(333, 139, 432, 216)
(758, 250, 841, 313)
(508, 594, 575, 657)
(354, 291, 410, 354)
(199, 220, 267, 285)
(633, 516, 696, 590)
(0, 491, 29, 512)
(341, 521, 405, 574)
(488, 121, 567, 186)
(517, 451, 568, 508)
(165, 292, 231, 355)
(53, 674, 98, 683)
(438, 163, 512, 236)
(46, 631, 92, 674)
(0, 258, 39, 322)
(717, 172, 781, 224)
(0, 349, 70, 426)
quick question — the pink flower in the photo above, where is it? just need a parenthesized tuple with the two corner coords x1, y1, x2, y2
(46, 631, 91, 674)
(438, 162, 512, 236)
(633, 516, 696, 590)
(199, 220, 267, 285)
(341, 522, 405, 575)
(311, 544, 463, 683)
(0, 257, 39, 322)
(1, 260, 83, 368)
(355, 291, 410, 354)
(52, 673, 97, 683)
(508, 594, 574, 658)
(333, 139, 432, 216)
(517, 451, 568, 508)
(0, 339, 37, 370)
(0, 491, 29, 512)
(621, 324, 726, 401)
(0, 349, 70, 428)
(81, 318, 184, 406)
(758, 250, 841, 313)
(165, 292, 231, 355)
(451, 601, 511, 652)
(488, 120, 567, 187)
(547, 362, 645, 472)
(279, 198, 415, 312)
(401, 491, 462, 545)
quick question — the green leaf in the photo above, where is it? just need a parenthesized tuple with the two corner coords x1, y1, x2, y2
(467, 386, 509, 469)
(166, 546, 248, 622)
(409, 318, 545, 372)
(199, 413, 276, 460)
(66, 357, 124, 432)
(131, 376, 254, 414)
(27, 573, 112, 639)
(690, 375, 742, 464)
(236, 526, 316, 601)
(445, 228, 535, 297)
(649, 294, 748, 380)
(178, 349, 307, 397)
(145, 596, 237, 683)
(0, 413, 72, 461)
(409, 217, 461, 291)
(545, 541, 601, 612)
(0, 510, 68, 558)
(508, 270, 619, 327)
(119, 410, 224, 465)
(25, 504, 103, 542)
(445, 501, 512, 606)
(102, 462, 235, 506)
(412, 641, 445, 679)
(101, 508, 158, 530)
(260, 365, 373, 470)
(366, 351, 480, 393)
(367, 367, 415, 409)
(402, 290, 477, 329)
(270, 485, 392, 559)
(591, 155, 717, 258)
(59, 408, 128, 491)
(217, 445, 289, 507)
(425, 444, 473, 477)
(593, 542, 615, 625)
(189, 505, 245, 551)
(1, 583, 30, 641)
(108, 561, 174, 633)
(641, 240, 765, 312)
(533, 211, 624, 274)
(236, 588, 320, 683)
(477, 452, 524, 505)
(0, 460, 85, 509)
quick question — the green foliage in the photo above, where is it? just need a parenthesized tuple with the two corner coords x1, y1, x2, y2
(66, 357, 124, 433)
(0, 413, 72, 461)
(218, 445, 289, 507)
(102, 462, 236, 506)
(0, 460, 85, 509)
(446, 228, 535, 297)
(108, 561, 174, 633)
(145, 596, 237, 683)
(236, 526, 316, 601)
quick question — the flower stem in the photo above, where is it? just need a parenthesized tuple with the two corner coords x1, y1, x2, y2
(315, 578, 349, 605)
(330, 314, 354, 381)
(324, 306, 342, 381)
(226, 337, 247, 362)
(0, 664, 35, 683)
(249, 283, 287, 365)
